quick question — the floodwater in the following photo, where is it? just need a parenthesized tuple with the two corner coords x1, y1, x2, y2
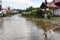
(0, 14, 60, 40)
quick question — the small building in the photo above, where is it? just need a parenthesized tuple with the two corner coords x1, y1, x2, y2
(40, 0, 60, 16)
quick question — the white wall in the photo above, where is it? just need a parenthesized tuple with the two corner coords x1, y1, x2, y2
(51, 9, 60, 16)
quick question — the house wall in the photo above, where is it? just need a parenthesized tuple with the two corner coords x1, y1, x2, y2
(51, 9, 60, 16)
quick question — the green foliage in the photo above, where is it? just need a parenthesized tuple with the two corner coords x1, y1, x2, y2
(25, 6, 33, 12)
(22, 12, 31, 17)
(37, 8, 45, 18)
(21, 6, 49, 18)
(22, 9, 37, 17)
(46, 10, 51, 14)
(31, 9, 37, 17)
(7, 12, 17, 15)
(16, 9, 23, 13)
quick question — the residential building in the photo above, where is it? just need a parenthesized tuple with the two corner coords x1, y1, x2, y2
(40, 0, 60, 16)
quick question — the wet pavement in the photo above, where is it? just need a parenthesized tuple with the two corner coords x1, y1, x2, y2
(0, 14, 60, 40)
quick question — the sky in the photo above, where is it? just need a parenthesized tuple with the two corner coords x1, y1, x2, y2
(2, 0, 53, 9)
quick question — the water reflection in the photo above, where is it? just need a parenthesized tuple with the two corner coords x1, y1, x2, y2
(53, 28, 60, 33)
(32, 19, 56, 31)
(0, 18, 3, 29)
(26, 19, 44, 40)
(30, 18, 60, 40)
(0, 17, 4, 40)
(0, 15, 60, 40)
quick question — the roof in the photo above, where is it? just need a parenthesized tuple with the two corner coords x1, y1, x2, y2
(40, 0, 60, 9)
(40, 2, 46, 9)
(54, 0, 60, 3)
(47, 1, 60, 9)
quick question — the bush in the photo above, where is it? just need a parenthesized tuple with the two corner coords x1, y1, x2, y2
(37, 9, 45, 18)
(31, 9, 37, 17)
(7, 12, 17, 15)
(22, 12, 31, 17)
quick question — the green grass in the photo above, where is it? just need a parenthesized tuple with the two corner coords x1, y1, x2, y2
(51, 17, 60, 19)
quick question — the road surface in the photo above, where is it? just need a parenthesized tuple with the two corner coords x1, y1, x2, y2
(0, 14, 60, 40)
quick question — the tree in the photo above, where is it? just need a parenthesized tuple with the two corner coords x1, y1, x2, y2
(31, 9, 37, 18)
(37, 8, 45, 18)
(25, 6, 33, 12)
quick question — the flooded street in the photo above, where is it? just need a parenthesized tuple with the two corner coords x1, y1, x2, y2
(0, 14, 60, 40)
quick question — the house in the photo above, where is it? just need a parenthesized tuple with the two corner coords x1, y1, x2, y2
(40, 0, 60, 16)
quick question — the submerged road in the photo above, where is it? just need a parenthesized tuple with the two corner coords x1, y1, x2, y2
(0, 14, 60, 40)
(0, 14, 44, 40)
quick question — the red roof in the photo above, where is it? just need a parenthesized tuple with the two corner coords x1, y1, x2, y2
(47, 0, 60, 8)
(54, 0, 60, 3)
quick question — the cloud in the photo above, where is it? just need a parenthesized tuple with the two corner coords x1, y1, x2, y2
(47, 0, 53, 2)
(2, 0, 50, 9)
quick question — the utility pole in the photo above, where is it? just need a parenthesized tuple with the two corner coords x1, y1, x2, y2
(45, 0, 47, 18)
(0, 0, 2, 11)
(44, 0, 47, 40)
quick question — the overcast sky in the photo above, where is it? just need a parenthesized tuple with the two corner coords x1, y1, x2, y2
(2, 0, 53, 9)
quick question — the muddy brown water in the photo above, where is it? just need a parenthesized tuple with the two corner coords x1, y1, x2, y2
(0, 14, 60, 40)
